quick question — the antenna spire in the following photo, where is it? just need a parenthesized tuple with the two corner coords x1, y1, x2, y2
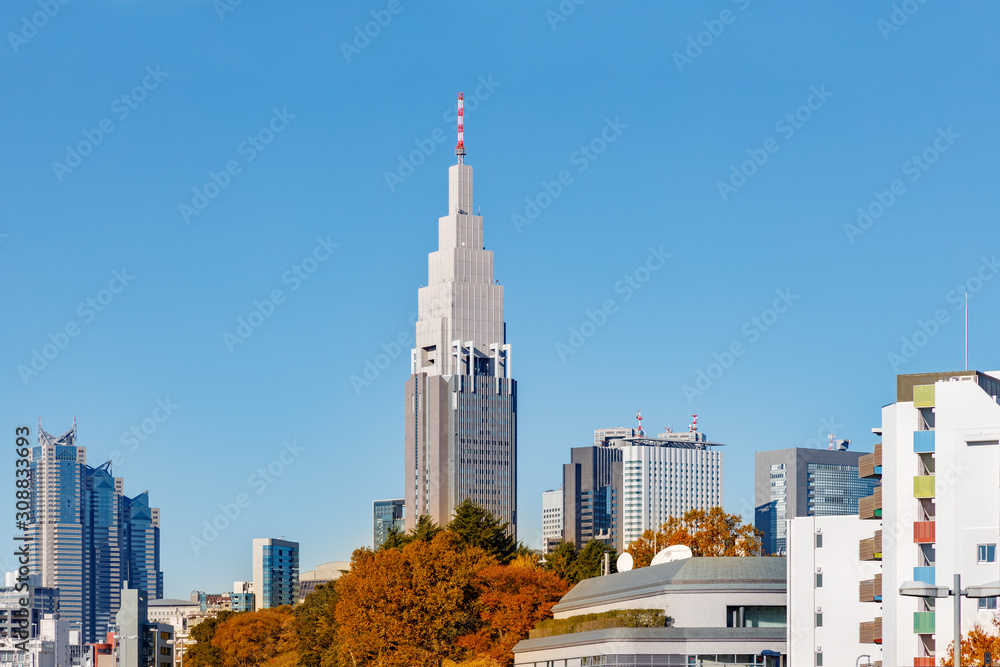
(456, 92, 466, 164)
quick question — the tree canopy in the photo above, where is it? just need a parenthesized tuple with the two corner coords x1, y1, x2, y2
(447, 499, 518, 564)
(541, 539, 617, 584)
(625, 507, 762, 567)
(211, 607, 296, 667)
(942, 615, 1000, 666)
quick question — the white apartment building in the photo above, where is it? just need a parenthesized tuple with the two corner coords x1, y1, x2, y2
(858, 370, 1000, 667)
(541, 489, 563, 552)
(787, 515, 882, 667)
(621, 433, 723, 547)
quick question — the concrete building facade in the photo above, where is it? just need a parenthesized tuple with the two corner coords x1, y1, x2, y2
(862, 370, 1000, 667)
(404, 106, 517, 534)
(787, 515, 881, 667)
(542, 489, 563, 553)
(755, 447, 879, 556)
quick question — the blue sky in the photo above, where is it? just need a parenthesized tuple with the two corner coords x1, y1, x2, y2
(2, 0, 998, 598)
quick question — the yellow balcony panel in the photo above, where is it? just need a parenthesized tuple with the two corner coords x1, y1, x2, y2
(913, 384, 935, 408)
(914, 475, 935, 498)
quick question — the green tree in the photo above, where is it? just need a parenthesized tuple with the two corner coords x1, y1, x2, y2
(185, 610, 234, 667)
(294, 582, 340, 667)
(447, 500, 517, 564)
(378, 526, 408, 551)
(541, 542, 577, 583)
(574, 540, 617, 581)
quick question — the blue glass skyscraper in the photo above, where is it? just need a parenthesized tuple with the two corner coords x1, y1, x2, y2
(27, 422, 163, 642)
(252, 538, 299, 609)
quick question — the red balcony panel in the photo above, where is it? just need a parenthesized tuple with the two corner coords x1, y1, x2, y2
(914, 658, 934, 666)
(914, 521, 935, 544)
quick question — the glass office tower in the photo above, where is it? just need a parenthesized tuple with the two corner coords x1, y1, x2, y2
(252, 538, 299, 609)
(372, 499, 404, 549)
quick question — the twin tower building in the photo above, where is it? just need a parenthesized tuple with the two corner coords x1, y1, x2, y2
(403, 108, 518, 534)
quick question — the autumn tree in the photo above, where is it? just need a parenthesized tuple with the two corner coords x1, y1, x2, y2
(212, 607, 296, 667)
(447, 500, 518, 564)
(942, 615, 1000, 666)
(455, 563, 570, 666)
(625, 507, 762, 567)
(334, 532, 495, 667)
(295, 582, 340, 667)
(185, 610, 234, 667)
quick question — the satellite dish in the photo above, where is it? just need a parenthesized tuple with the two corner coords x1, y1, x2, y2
(650, 544, 693, 566)
(616, 552, 634, 572)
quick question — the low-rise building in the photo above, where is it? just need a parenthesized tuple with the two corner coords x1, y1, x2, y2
(298, 562, 349, 604)
(513, 556, 787, 666)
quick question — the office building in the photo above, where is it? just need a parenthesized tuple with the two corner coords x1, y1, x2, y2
(787, 515, 881, 667)
(513, 555, 787, 666)
(754, 446, 878, 556)
(858, 370, 1000, 667)
(27, 422, 163, 643)
(0, 573, 58, 641)
(372, 499, 404, 549)
(541, 490, 563, 553)
(404, 94, 517, 534)
(231, 582, 254, 613)
(116, 585, 173, 667)
(252, 539, 299, 609)
(620, 430, 724, 548)
(563, 444, 623, 550)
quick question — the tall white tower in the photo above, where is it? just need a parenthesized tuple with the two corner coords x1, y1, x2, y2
(404, 92, 517, 534)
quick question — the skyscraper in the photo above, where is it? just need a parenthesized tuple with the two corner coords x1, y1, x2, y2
(404, 92, 517, 534)
(251, 538, 299, 609)
(372, 499, 404, 549)
(27, 422, 163, 643)
(753, 446, 878, 556)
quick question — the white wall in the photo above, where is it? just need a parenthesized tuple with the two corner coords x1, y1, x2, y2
(788, 516, 881, 667)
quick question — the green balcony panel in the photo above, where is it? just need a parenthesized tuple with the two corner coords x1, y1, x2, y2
(914, 475, 935, 498)
(914, 384, 935, 408)
(914, 611, 935, 634)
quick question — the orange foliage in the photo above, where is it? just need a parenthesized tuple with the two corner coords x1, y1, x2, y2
(625, 507, 762, 567)
(941, 614, 1000, 666)
(211, 607, 296, 667)
(455, 564, 570, 666)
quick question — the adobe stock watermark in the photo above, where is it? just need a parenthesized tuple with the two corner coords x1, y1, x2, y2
(672, 0, 752, 73)
(17, 269, 135, 386)
(213, 0, 247, 21)
(349, 294, 450, 394)
(556, 245, 671, 362)
(179, 107, 295, 224)
(384, 75, 502, 192)
(887, 255, 998, 372)
(717, 85, 832, 202)
(7, 0, 71, 54)
(188, 438, 305, 555)
(110, 398, 180, 468)
(223, 236, 339, 352)
(681, 288, 799, 402)
(51, 66, 169, 183)
(843, 127, 959, 244)
(878, 0, 930, 40)
(512, 117, 628, 234)
(545, 0, 586, 31)
(340, 0, 407, 62)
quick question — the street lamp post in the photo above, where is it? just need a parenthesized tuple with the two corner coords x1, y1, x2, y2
(899, 575, 1000, 667)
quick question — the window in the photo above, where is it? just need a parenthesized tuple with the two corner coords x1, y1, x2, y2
(816, 612, 823, 627)
(815, 533, 823, 548)
(816, 573, 823, 587)
(979, 544, 997, 563)
(816, 652, 823, 666)
(979, 597, 998, 610)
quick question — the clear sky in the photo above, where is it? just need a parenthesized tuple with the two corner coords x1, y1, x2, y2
(2, 1, 998, 598)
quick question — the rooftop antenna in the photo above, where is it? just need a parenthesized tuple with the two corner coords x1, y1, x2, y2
(689, 414, 698, 433)
(828, 433, 834, 451)
(965, 290, 968, 371)
(635, 410, 643, 436)
(456, 92, 466, 165)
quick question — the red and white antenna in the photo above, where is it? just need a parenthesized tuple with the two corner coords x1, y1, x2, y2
(635, 410, 643, 436)
(689, 414, 698, 433)
(456, 92, 466, 164)
(828, 433, 835, 450)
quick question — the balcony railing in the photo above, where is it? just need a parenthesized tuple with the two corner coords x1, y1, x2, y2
(859, 617, 882, 644)
(914, 384, 935, 408)
(860, 530, 883, 561)
(914, 430, 935, 453)
(914, 520, 935, 544)
(859, 486, 882, 519)
(859, 443, 883, 479)
(860, 573, 883, 602)
(914, 611, 935, 634)
(914, 475, 935, 498)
